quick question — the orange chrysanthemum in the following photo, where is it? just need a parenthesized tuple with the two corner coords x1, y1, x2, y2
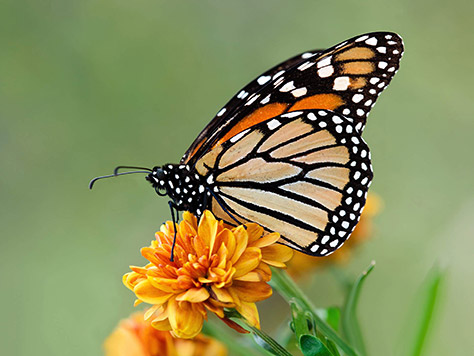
(287, 193, 382, 277)
(104, 311, 227, 356)
(123, 210, 293, 339)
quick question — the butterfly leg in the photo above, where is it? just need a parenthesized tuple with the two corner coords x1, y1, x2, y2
(205, 187, 244, 227)
(168, 200, 178, 262)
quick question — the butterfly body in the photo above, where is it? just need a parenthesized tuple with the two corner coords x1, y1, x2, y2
(146, 164, 210, 213)
(93, 32, 403, 257)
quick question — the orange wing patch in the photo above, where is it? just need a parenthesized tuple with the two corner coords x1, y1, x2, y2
(215, 103, 288, 147)
(342, 61, 375, 75)
(347, 77, 367, 89)
(336, 47, 375, 61)
(289, 94, 345, 112)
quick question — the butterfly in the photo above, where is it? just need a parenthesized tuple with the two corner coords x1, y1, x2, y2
(90, 32, 403, 257)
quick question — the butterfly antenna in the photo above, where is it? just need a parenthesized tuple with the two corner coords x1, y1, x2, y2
(89, 170, 151, 189)
(114, 166, 152, 175)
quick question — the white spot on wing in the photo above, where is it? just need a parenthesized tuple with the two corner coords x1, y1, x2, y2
(267, 119, 281, 130)
(280, 81, 296, 92)
(230, 128, 250, 143)
(281, 111, 302, 118)
(356, 35, 369, 42)
(365, 37, 378, 46)
(257, 75, 271, 85)
(260, 94, 271, 104)
(272, 70, 285, 79)
(301, 52, 316, 59)
(237, 90, 248, 99)
(317, 56, 332, 68)
(291, 87, 307, 97)
(333, 76, 350, 91)
(298, 61, 315, 71)
(352, 94, 364, 103)
(245, 94, 260, 106)
(318, 66, 334, 78)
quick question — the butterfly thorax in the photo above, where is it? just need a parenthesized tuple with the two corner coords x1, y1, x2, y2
(146, 164, 208, 214)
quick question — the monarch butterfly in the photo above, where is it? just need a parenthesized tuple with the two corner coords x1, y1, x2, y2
(90, 32, 403, 257)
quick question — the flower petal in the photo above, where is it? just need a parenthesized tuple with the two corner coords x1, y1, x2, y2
(235, 302, 260, 329)
(151, 317, 172, 332)
(244, 223, 264, 244)
(148, 276, 183, 293)
(261, 244, 293, 266)
(198, 210, 218, 249)
(234, 271, 263, 282)
(213, 229, 232, 256)
(231, 281, 272, 302)
(144, 304, 160, 320)
(183, 211, 198, 230)
(134, 280, 174, 305)
(233, 247, 261, 278)
(204, 300, 225, 318)
(210, 285, 234, 304)
(230, 226, 248, 264)
(175, 287, 210, 303)
(123, 272, 144, 290)
(251, 232, 280, 248)
(167, 299, 205, 339)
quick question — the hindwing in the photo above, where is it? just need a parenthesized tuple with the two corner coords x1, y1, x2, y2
(194, 109, 373, 256)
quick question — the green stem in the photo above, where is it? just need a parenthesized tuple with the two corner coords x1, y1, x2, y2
(226, 310, 293, 356)
(270, 268, 358, 356)
(203, 320, 262, 356)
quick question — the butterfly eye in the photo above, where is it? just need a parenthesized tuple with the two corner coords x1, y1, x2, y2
(155, 186, 168, 197)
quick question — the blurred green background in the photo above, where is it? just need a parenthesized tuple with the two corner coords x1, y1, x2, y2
(1, 0, 473, 355)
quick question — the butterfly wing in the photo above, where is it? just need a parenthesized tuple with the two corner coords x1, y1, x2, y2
(181, 49, 324, 165)
(182, 32, 403, 166)
(194, 109, 373, 256)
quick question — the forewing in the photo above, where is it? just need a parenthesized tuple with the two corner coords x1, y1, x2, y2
(181, 49, 323, 164)
(194, 109, 373, 256)
(183, 32, 403, 166)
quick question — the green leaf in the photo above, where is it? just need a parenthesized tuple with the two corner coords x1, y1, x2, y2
(300, 335, 333, 356)
(270, 268, 358, 356)
(324, 307, 341, 331)
(325, 339, 341, 356)
(340, 261, 375, 356)
(290, 299, 310, 339)
(402, 265, 446, 356)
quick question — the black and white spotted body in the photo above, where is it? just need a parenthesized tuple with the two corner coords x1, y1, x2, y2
(146, 164, 210, 214)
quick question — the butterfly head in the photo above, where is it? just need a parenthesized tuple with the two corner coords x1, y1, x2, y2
(146, 166, 167, 196)
(147, 164, 206, 213)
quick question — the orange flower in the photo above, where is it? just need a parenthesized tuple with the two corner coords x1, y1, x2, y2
(104, 311, 227, 356)
(123, 210, 293, 339)
(287, 193, 382, 277)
